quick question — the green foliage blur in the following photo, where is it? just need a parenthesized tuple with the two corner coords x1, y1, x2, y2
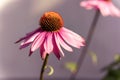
(103, 69, 120, 80)
(102, 55, 120, 80)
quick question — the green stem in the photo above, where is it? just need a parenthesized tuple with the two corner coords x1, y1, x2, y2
(40, 54, 49, 80)
(101, 59, 120, 71)
(70, 10, 100, 80)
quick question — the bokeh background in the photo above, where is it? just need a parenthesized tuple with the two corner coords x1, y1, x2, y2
(0, 0, 120, 80)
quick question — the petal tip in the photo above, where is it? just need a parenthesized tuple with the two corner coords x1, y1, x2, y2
(58, 57, 61, 60)
(29, 51, 33, 56)
(82, 41, 86, 46)
(15, 40, 20, 44)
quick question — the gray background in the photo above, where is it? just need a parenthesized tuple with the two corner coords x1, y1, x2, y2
(0, 0, 120, 79)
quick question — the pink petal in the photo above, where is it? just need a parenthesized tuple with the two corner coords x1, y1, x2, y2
(20, 32, 40, 49)
(52, 33, 61, 60)
(80, 0, 99, 10)
(15, 28, 41, 43)
(15, 37, 27, 43)
(97, 1, 120, 17)
(54, 32, 64, 57)
(59, 27, 85, 48)
(40, 42, 47, 59)
(57, 32, 73, 52)
(96, 1, 111, 16)
(26, 27, 41, 36)
(31, 32, 46, 52)
(20, 42, 32, 49)
(80, 1, 94, 10)
(44, 32, 53, 54)
(108, 2, 120, 17)
(80, 0, 120, 17)
(61, 27, 85, 43)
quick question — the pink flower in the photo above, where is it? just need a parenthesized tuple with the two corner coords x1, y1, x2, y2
(80, 0, 120, 17)
(16, 12, 85, 60)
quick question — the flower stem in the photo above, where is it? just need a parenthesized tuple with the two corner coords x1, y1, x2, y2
(70, 10, 100, 80)
(40, 54, 49, 80)
(101, 59, 120, 71)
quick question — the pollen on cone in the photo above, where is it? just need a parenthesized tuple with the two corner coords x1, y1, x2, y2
(40, 12, 64, 31)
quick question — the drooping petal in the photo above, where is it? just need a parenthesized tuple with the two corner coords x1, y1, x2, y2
(53, 48, 61, 60)
(80, 0, 100, 10)
(80, 0, 120, 17)
(54, 32, 64, 57)
(15, 36, 28, 43)
(15, 28, 41, 43)
(97, 1, 120, 17)
(20, 32, 40, 49)
(108, 2, 120, 17)
(59, 27, 85, 48)
(57, 32, 73, 52)
(96, 1, 112, 16)
(31, 32, 46, 52)
(99, 6, 111, 16)
(26, 27, 41, 36)
(52, 33, 61, 60)
(40, 42, 47, 59)
(80, 0, 96, 10)
(44, 32, 53, 54)
(61, 27, 85, 43)
(20, 42, 32, 49)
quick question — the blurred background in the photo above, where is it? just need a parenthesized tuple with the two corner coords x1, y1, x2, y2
(0, 0, 120, 80)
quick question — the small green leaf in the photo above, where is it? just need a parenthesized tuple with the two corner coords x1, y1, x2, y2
(88, 51, 98, 65)
(64, 62, 77, 73)
(114, 54, 120, 62)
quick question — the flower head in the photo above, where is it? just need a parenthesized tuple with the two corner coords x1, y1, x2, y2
(16, 12, 85, 60)
(80, 0, 120, 17)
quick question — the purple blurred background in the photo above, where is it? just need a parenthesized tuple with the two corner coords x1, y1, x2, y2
(0, 0, 120, 80)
